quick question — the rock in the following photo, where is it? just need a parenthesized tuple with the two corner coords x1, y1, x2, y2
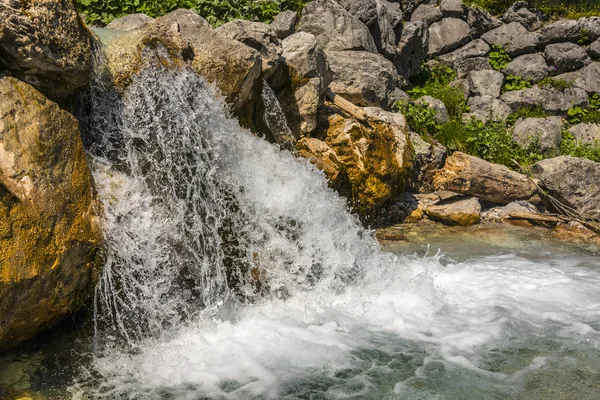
(552, 221, 600, 246)
(0, 77, 103, 352)
(102, 9, 262, 128)
(502, 1, 543, 31)
(410, 4, 443, 25)
(296, 137, 345, 182)
(450, 78, 471, 98)
(425, 197, 481, 226)
(589, 39, 600, 59)
(395, 21, 430, 78)
(0, 0, 92, 100)
(532, 156, 600, 220)
(579, 17, 600, 42)
(271, 10, 298, 39)
(503, 53, 549, 82)
(368, 0, 401, 59)
(428, 18, 470, 56)
(481, 22, 538, 56)
(468, 69, 504, 98)
(438, 39, 490, 68)
(512, 116, 563, 154)
(467, 6, 502, 39)
(106, 13, 154, 30)
(297, 0, 377, 53)
(567, 123, 600, 145)
(364, 107, 407, 128)
(416, 95, 449, 124)
(483, 200, 539, 221)
(537, 19, 581, 46)
(573, 62, 600, 94)
(280, 32, 332, 135)
(301, 112, 413, 215)
(545, 43, 591, 75)
(216, 20, 282, 79)
(399, 0, 429, 16)
(408, 132, 447, 192)
(327, 50, 399, 108)
(439, 0, 465, 19)
(337, 0, 378, 26)
(500, 86, 589, 113)
(465, 95, 511, 123)
(455, 57, 493, 78)
(433, 152, 537, 204)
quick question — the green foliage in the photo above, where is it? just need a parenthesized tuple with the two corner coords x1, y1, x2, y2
(467, 0, 600, 19)
(502, 75, 532, 93)
(578, 28, 591, 45)
(560, 132, 600, 162)
(79, 0, 306, 26)
(488, 45, 511, 71)
(395, 100, 439, 137)
(538, 77, 574, 91)
(567, 107, 600, 125)
(590, 94, 600, 111)
(506, 105, 547, 125)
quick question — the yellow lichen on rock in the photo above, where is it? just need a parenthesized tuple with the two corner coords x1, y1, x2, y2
(0, 77, 103, 352)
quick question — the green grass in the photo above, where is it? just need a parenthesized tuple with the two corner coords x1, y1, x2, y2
(560, 132, 600, 162)
(79, 0, 306, 26)
(466, 0, 600, 19)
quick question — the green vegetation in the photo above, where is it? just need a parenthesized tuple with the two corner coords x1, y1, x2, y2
(467, 0, 600, 19)
(538, 77, 574, 91)
(488, 45, 511, 72)
(502, 75, 532, 93)
(506, 105, 547, 125)
(79, 0, 305, 26)
(560, 132, 600, 162)
(567, 106, 600, 125)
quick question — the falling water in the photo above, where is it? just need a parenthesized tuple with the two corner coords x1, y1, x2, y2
(67, 48, 600, 399)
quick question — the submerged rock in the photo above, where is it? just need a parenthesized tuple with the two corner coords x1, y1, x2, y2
(0, 0, 92, 100)
(0, 77, 103, 352)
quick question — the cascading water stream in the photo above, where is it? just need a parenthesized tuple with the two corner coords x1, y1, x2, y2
(68, 47, 600, 399)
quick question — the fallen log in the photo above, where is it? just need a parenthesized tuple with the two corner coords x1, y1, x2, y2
(324, 89, 368, 122)
(508, 212, 600, 234)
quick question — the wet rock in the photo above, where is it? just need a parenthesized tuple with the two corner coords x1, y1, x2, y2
(438, 39, 490, 68)
(327, 50, 399, 108)
(532, 156, 600, 220)
(428, 18, 470, 56)
(465, 95, 511, 123)
(0, 0, 92, 100)
(454, 57, 493, 78)
(271, 10, 298, 39)
(545, 43, 591, 75)
(500, 86, 589, 113)
(296, 137, 344, 182)
(297, 0, 377, 53)
(467, 6, 502, 39)
(217, 20, 282, 79)
(552, 222, 600, 246)
(102, 9, 262, 128)
(0, 77, 103, 352)
(433, 152, 537, 204)
(567, 123, 600, 145)
(481, 22, 538, 56)
(537, 19, 581, 46)
(468, 69, 504, 98)
(425, 197, 481, 226)
(503, 53, 549, 82)
(512, 116, 563, 155)
(106, 13, 153, 30)
(416, 95, 449, 124)
(408, 132, 447, 193)
(300, 112, 413, 215)
(502, 1, 542, 31)
(395, 21, 430, 78)
(410, 4, 442, 25)
(439, 0, 465, 19)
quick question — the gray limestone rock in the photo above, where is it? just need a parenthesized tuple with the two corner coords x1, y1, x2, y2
(567, 123, 600, 145)
(416, 95, 449, 124)
(428, 17, 471, 56)
(455, 56, 493, 78)
(438, 39, 490, 67)
(271, 10, 299, 39)
(503, 53, 549, 82)
(395, 21, 430, 78)
(465, 95, 511, 123)
(106, 13, 153, 30)
(538, 19, 581, 46)
(545, 42, 591, 75)
(468, 69, 504, 98)
(481, 22, 539, 56)
(512, 116, 564, 154)
(439, 0, 465, 19)
(500, 86, 588, 113)
(410, 3, 443, 25)
(501, 1, 542, 31)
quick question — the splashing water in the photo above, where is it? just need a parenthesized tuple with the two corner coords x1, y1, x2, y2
(70, 52, 600, 399)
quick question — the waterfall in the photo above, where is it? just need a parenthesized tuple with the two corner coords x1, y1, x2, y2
(78, 50, 396, 343)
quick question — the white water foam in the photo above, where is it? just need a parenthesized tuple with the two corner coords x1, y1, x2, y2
(72, 52, 600, 399)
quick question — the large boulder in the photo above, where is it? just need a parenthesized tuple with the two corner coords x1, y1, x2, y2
(395, 21, 430, 78)
(537, 19, 581, 46)
(503, 53, 549, 83)
(567, 123, 600, 145)
(271, 10, 299, 39)
(454, 56, 493, 78)
(500, 86, 589, 113)
(410, 4, 443, 25)
(327, 50, 399, 108)
(502, 1, 542, 31)
(512, 116, 563, 155)
(0, 77, 103, 351)
(438, 39, 490, 68)
(280, 32, 332, 135)
(464, 95, 511, 123)
(433, 152, 537, 204)
(467, 6, 502, 39)
(298, 111, 413, 215)
(468, 69, 504, 98)
(428, 18, 470, 56)
(545, 43, 591, 75)
(439, 0, 465, 19)
(0, 0, 92, 101)
(297, 0, 377, 53)
(589, 39, 600, 59)
(101, 9, 262, 127)
(532, 156, 600, 220)
(481, 22, 538, 56)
